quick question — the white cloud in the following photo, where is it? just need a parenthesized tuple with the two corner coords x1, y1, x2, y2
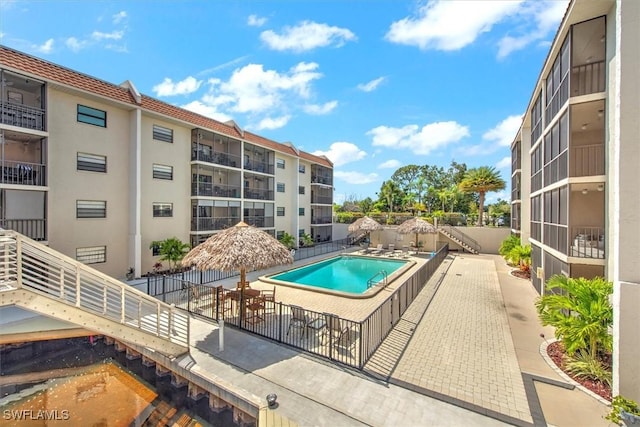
(313, 142, 366, 167)
(153, 76, 203, 97)
(357, 77, 385, 93)
(66, 37, 87, 52)
(483, 114, 522, 147)
(368, 121, 470, 155)
(255, 115, 291, 130)
(112, 11, 127, 25)
(35, 38, 54, 54)
(497, 0, 569, 58)
(181, 100, 233, 123)
(386, 0, 522, 51)
(248, 14, 267, 27)
(496, 156, 512, 169)
(91, 30, 124, 41)
(260, 20, 356, 53)
(378, 159, 402, 169)
(334, 171, 379, 185)
(303, 100, 338, 115)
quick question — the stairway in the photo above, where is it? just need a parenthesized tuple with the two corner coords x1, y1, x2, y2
(438, 225, 481, 254)
(0, 230, 189, 358)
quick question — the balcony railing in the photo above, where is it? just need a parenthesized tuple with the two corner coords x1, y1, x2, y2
(0, 102, 45, 131)
(570, 144, 604, 177)
(0, 218, 46, 241)
(570, 226, 604, 259)
(244, 187, 273, 200)
(244, 216, 274, 228)
(571, 61, 605, 97)
(311, 216, 332, 225)
(311, 195, 332, 204)
(311, 176, 333, 186)
(244, 159, 274, 175)
(191, 217, 239, 231)
(1, 160, 46, 186)
(191, 182, 240, 198)
(191, 144, 240, 168)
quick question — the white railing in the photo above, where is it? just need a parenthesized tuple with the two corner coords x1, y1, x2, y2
(367, 270, 388, 289)
(0, 230, 189, 350)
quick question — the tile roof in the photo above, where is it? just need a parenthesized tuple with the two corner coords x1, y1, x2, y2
(0, 45, 332, 168)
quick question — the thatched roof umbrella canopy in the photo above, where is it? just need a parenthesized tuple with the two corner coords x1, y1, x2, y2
(348, 216, 384, 243)
(182, 222, 293, 289)
(397, 217, 438, 248)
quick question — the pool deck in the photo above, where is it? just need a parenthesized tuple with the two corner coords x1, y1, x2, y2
(187, 251, 611, 426)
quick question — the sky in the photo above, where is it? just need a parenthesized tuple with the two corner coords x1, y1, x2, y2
(0, 0, 569, 205)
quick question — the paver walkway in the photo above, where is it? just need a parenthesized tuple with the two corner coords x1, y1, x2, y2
(370, 254, 532, 423)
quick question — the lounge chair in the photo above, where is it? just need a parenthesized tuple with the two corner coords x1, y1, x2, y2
(386, 243, 396, 257)
(400, 245, 410, 258)
(322, 312, 352, 348)
(370, 243, 384, 255)
(287, 305, 310, 337)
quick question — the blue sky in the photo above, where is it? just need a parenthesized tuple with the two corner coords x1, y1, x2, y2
(1, 0, 569, 204)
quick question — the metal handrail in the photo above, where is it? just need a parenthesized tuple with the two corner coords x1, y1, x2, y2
(367, 270, 388, 289)
(439, 225, 481, 253)
(0, 230, 189, 350)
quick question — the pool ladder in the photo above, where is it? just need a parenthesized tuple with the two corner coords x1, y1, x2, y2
(367, 270, 388, 289)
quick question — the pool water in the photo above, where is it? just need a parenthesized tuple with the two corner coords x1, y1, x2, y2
(269, 255, 408, 294)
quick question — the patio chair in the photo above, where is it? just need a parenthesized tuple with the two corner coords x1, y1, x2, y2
(246, 295, 266, 324)
(370, 243, 384, 255)
(322, 312, 352, 348)
(261, 286, 276, 314)
(400, 245, 410, 258)
(287, 305, 310, 337)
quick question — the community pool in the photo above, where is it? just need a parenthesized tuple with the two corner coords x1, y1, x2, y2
(264, 255, 414, 296)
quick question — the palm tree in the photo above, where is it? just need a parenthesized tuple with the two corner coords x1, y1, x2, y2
(536, 275, 613, 359)
(458, 166, 506, 226)
(150, 237, 190, 272)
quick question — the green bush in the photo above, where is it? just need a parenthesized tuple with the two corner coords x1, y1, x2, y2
(499, 234, 521, 259)
(565, 351, 612, 387)
(606, 396, 640, 425)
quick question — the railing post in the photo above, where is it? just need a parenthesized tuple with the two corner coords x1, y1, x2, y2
(159, 304, 164, 338)
(15, 235, 22, 288)
(59, 266, 64, 299)
(75, 265, 81, 307)
(120, 287, 125, 323)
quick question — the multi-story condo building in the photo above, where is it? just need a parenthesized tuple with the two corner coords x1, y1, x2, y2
(0, 46, 333, 279)
(511, 0, 639, 401)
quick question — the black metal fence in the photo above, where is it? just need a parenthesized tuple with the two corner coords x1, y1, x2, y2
(147, 244, 449, 369)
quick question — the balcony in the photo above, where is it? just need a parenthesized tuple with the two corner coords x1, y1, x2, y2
(1, 160, 46, 186)
(571, 61, 605, 97)
(191, 143, 240, 168)
(1, 102, 45, 132)
(311, 216, 332, 225)
(191, 182, 240, 198)
(191, 216, 239, 232)
(569, 226, 604, 259)
(244, 216, 274, 228)
(244, 187, 273, 200)
(570, 144, 604, 177)
(0, 218, 46, 241)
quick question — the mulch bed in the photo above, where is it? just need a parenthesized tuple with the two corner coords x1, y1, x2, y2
(510, 269, 531, 280)
(546, 341, 612, 402)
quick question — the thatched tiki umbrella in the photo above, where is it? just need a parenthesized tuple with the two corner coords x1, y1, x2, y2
(348, 216, 383, 244)
(182, 221, 293, 290)
(397, 217, 438, 249)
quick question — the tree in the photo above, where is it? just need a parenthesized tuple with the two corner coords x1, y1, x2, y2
(359, 197, 373, 215)
(278, 232, 296, 249)
(458, 166, 506, 226)
(378, 180, 403, 214)
(150, 237, 190, 272)
(536, 275, 613, 359)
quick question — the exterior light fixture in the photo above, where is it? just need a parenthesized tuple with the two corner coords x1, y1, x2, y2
(597, 184, 604, 192)
(598, 110, 604, 118)
(582, 189, 589, 195)
(581, 123, 588, 130)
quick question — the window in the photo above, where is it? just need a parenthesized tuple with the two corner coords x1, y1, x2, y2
(298, 186, 305, 195)
(277, 207, 285, 216)
(151, 242, 160, 256)
(299, 208, 305, 216)
(153, 164, 173, 180)
(276, 158, 285, 169)
(299, 229, 305, 237)
(77, 153, 106, 173)
(276, 231, 284, 240)
(77, 105, 106, 127)
(153, 202, 173, 217)
(76, 246, 106, 264)
(77, 200, 106, 218)
(277, 182, 285, 193)
(299, 164, 306, 173)
(153, 125, 173, 143)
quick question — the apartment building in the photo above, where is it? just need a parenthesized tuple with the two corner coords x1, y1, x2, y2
(0, 46, 333, 279)
(511, 0, 639, 401)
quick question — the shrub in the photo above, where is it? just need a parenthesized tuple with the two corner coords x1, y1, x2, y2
(606, 396, 640, 426)
(565, 351, 612, 387)
(499, 234, 521, 260)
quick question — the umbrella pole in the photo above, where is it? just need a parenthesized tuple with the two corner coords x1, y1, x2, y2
(240, 267, 246, 326)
